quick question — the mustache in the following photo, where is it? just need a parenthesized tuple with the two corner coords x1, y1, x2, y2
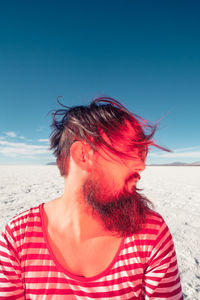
(125, 172, 141, 184)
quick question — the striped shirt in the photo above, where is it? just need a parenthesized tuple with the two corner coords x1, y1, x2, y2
(0, 203, 183, 299)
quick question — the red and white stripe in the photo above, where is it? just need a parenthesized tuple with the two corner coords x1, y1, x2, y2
(0, 204, 183, 299)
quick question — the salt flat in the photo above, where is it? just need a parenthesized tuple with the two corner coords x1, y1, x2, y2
(0, 165, 199, 299)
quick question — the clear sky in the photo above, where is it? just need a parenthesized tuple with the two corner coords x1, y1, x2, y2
(0, 0, 200, 165)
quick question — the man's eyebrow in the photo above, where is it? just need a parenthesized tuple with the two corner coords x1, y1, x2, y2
(127, 150, 147, 161)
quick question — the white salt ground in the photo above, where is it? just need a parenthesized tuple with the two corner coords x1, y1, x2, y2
(0, 165, 199, 299)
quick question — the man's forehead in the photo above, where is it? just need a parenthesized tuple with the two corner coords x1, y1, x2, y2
(96, 141, 147, 163)
(117, 145, 147, 160)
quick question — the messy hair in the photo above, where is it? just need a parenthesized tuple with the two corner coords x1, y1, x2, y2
(50, 96, 169, 176)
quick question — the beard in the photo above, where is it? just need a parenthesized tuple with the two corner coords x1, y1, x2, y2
(82, 172, 152, 237)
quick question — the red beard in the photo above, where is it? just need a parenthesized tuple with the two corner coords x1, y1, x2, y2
(83, 176, 152, 237)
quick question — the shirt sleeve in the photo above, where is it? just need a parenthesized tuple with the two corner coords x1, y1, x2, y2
(0, 224, 25, 300)
(142, 220, 183, 300)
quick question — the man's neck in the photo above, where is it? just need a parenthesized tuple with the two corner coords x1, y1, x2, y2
(45, 192, 112, 245)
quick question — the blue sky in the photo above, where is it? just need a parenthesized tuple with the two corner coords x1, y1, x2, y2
(0, 0, 200, 165)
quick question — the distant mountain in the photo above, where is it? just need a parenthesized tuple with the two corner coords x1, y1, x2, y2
(46, 162, 56, 165)
(190, 161, 200, 166)
(149, 161, 200, 166)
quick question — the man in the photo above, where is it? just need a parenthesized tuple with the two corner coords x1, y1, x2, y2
(0, 97, 183, 299)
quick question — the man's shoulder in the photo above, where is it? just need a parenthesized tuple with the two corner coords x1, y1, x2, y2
(145, 208, 165, 226)
(5, 203, 43, 234)
(130, 209, 168, 241)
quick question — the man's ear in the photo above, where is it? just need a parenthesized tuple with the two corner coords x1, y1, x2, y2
(70, 141, 93, 171)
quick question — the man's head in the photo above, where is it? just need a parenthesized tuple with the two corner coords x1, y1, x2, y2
(49, 97, 168, 236)
(50, 97, 159, 177)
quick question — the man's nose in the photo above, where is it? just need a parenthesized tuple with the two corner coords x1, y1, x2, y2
(136, 160, 145, 172)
